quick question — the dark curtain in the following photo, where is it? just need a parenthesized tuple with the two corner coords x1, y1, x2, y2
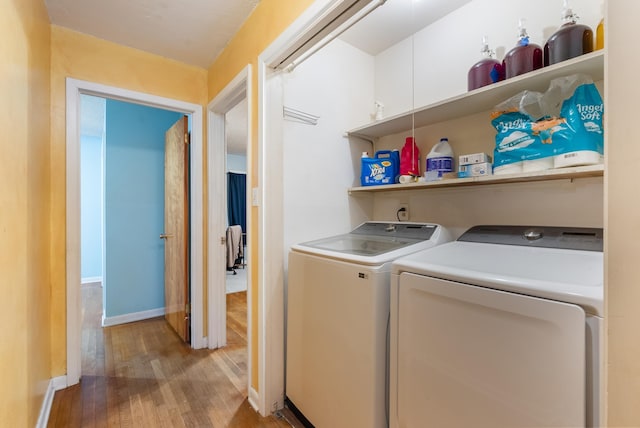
(227, 172, 246, 235)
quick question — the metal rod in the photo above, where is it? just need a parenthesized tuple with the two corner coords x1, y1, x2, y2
(284, 0, 387, 73)
(283, 106, 320, 125)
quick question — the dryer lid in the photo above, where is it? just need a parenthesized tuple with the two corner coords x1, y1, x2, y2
(392, 226, 604, 316)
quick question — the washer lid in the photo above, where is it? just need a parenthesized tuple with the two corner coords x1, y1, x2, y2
(291, 222, 447, 265)
(298, 233, 420, 256)
(393, 227, 603, 316)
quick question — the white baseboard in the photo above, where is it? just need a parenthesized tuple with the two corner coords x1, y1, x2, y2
(52, 376, 68, 390)
(81, 276, 102, 285)
(36, 376, 67, 428)
(102, 307, 164, 327)
(248, 386, 260, 413)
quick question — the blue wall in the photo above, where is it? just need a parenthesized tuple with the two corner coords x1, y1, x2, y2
(81, 134, 103, 280)
(105, 99, 183, 318)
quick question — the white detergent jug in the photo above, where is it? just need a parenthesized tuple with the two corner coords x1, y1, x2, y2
(426, 138, 454, 178)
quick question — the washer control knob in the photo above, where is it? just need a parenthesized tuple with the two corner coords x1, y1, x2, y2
(523, 229, 543, 241)
(386, 224, 396, 232)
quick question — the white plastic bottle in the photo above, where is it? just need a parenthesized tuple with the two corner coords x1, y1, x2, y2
(426, 138, 454, 179)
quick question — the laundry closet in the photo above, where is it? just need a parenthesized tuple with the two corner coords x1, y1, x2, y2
(279, 0, 604, 252)
(276, 0, 605, 425)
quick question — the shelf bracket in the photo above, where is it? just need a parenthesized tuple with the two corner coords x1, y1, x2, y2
(345, 132, 377, 145)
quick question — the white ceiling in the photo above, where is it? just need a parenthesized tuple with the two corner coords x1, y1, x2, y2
(44, 0, 260, 68)
(341, 0, 472, 55)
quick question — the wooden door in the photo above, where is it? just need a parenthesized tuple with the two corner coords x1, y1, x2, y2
(163, 116, 190, 342)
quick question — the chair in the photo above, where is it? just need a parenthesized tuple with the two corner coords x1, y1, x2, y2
(226, 225, 243, 275)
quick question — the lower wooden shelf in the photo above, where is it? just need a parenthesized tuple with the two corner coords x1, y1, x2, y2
(348, 164, 604, 194)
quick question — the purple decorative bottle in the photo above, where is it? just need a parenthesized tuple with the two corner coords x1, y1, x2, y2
(544, 0, 594, 66)
(467, 36, 504, 91)
(502, 19, 543, 79)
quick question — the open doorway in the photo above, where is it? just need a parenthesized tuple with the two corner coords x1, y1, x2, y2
(79, 94, 192, 372)
(80, 95, 187, 325)
(207, 64, 255, 403)
(78, 94, 105, 380)
(66, 78, 205, 386)
(225, 97, 248, 294)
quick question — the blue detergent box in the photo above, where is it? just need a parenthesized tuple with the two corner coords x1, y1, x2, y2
(361, 150, 398, 186)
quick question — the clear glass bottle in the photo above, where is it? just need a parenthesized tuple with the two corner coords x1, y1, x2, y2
(467, 36, 504, 91)
(544, 0, 594, 66)
(503, 19, 543, 79)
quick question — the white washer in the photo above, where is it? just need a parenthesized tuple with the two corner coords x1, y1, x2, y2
(286, 222, 451, 428)
(390, 225, 604, 428)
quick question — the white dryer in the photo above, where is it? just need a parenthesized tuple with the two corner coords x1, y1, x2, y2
(286, 222, 451, 428)
(390, 225, 604, 428)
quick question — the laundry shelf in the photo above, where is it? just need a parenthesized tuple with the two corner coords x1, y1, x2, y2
(348, 164, 604, 194)
(347, 51, 604, 141)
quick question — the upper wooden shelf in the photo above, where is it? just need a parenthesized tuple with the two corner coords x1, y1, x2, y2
(348, 164, 604, 194)
(347, 51, 604, 141)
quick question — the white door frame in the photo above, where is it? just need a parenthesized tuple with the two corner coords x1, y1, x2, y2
(206, 65, 254, 401)
(256, 0, 346, 415)
(65, 78, 205, 386)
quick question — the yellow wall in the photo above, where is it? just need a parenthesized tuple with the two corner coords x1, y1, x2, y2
(50, 26, 208, 374)
(0, 0, 51, 426)
(207, 0, 314, 391)
(606, 2, 640, 426)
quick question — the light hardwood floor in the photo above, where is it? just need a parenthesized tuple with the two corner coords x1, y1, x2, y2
(48, 285, 292, 427)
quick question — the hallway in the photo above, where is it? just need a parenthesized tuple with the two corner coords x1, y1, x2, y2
(47, 285, 290, 427)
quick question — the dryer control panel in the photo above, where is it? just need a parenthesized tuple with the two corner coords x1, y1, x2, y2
(458, 225, 603, 252)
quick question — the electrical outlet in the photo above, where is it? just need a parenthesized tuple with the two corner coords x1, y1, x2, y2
(398, 203, 409, 221)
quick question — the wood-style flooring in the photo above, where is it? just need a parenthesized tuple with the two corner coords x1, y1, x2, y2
(47, 284, 292, 427)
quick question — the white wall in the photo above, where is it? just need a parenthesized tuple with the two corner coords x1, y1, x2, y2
(375, 0, 603, 118)
(282, 38, 375, 253)
(226, 153, 247, 172)
(80, 94, 105, 282)
(80, 134, 103, 281)
(375, 37, 413, 120)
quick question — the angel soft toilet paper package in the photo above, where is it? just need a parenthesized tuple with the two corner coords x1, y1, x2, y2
(491, 74, 603, 173)
(553, 79, 604, 168)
